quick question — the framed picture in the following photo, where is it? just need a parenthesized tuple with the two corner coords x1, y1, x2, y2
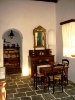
(33, 25, 46, 50)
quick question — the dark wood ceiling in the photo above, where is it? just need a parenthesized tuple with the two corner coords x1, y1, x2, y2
(34, 0, 58, 3)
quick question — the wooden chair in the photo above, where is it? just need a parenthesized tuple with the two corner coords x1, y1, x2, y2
(62, 59, 69, 85)
(33, 58, 50, 90)
(48, 65, 64, 93)
(62, 59, 69, 66)
(32, 62, 44, 90)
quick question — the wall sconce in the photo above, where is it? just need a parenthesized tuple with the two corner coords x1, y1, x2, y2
(8, 30, 14, 39)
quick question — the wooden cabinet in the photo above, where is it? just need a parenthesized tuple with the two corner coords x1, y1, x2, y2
(28, 49, 54, 78)
(3, 47, 21, 74)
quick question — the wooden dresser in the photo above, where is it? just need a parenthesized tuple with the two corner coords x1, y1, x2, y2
(28, 49, 54, 78)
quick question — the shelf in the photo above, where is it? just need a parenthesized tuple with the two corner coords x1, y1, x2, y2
(3, 47, 20, 74)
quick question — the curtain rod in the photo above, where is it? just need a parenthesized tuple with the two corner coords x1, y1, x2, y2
(60, 19, 75, 25)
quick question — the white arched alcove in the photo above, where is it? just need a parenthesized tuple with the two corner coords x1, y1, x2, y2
(47, 29, 56, 56)
(47, 29, 55, 47)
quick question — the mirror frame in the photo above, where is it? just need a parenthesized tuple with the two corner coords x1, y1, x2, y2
(33, 25, 46, 50)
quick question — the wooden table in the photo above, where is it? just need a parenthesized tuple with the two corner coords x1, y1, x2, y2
(40, 65, 69, 90)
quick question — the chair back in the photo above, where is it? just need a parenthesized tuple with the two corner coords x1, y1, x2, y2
(52, 65, 64, 76)
(62, 59, 69, 66)
(32, 58, 50, 74)
(50, 64, 64, 93)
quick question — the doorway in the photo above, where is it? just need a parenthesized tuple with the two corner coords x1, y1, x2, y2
(2, 29, 23, 74)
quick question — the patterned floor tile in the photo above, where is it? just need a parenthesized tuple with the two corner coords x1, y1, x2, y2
(6, 74, 75, 100)
(65, 88, 75, 95)
(36, 90, 50, 95)
(31, 95, 44, 100)
(21, 96, 31, 100)
(17, 83, 29, 88)
(52, 91, 68, 99)
(17, 87, 32, 92)
(30, 86, 40, 90)
(7, 97, 20, 100)
(6, 89, 17, 94)
(42, 93, 55, 100)
(61, 96, 75, 100)
(64, 84, 74, 89)
(26, 91, 37, 96)
(7, 93, 14, 99)
(14, 92, 26, 98)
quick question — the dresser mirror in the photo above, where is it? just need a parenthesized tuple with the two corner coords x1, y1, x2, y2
(33, 25, 46, 50)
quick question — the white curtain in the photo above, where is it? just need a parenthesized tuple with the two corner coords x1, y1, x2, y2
(62, 22, 75, 57)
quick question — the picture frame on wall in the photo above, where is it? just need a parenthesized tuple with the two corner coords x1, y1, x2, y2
(33, 25, 46, 50)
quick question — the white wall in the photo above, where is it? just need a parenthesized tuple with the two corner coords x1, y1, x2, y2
(56, 0, 75, 82)
(0, 0, 56, 74)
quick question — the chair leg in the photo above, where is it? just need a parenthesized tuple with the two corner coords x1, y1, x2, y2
(59, 79, 60, 88)
(61, 81, 63, 92)
(47, 77, 50, 90)
(34, 76, 35, 86)
(61, 77, 63, 92)
(41, 77, 44, 84)
(34, 76, 37, 90)
(35, 76, 37, 90)
(53, 80, 54, 94)
(63, 75, 68, 86)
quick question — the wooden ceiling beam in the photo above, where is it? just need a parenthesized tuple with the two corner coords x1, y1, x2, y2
(34, 0, 58, 3)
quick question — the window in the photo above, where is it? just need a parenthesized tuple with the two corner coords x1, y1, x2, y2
(60, 19, 75, 57)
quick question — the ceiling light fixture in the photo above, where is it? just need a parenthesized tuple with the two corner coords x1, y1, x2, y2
(9, 30, 14, 39)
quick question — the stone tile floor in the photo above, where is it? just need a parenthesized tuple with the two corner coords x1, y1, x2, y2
(6, 74, 75, 100)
